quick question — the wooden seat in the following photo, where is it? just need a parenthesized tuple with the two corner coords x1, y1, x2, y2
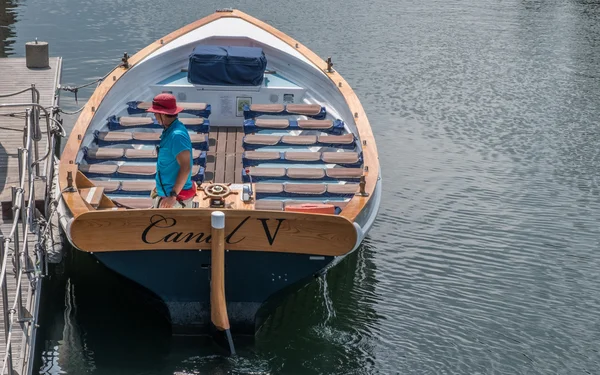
(79, 164, 118, 175)
(327, 184, 359, 194)
(250, 104, 285, 113)
(284, 184, 327, 195)
(244, 135, 281, 146)
(255, 183, 284, 194)
(119, 117, 154, 127)
(121, 180, 156, 193)
(87, 148, 204, 165)
(79, 187, 105, 208)
(284, 152, 321, 162)
(254, 199, 349, 212)
(125, 148, 202, 160)
(86, 148, 125, 160)
(90, 180, 121, 192)
(117, 117, 205, 126)
(281, 135, 317, 145)
(109, 116, 207, 133)
(118, 165, 156, 176)
(286, 104, 322, 116)
(321, 152, 360, 164)
(297, 120, 332, 130)
(113, 197, 153, 209)
(254, 200, 284, 211)
(284, 200, 350, 209)
(138, 102, 208, 111)
(247, 167, 286, 178)
(254, 119, 290, 129)
(190, 134, 208, 143)
(318, 134, 354, 145)
(326, 168, 363, 179)
(99, 132, 205, 145)
(132, 132, 161, 142)
(244, 151, 281, 161)
(179, 118, 205, 126)
(96, 132, 132, 142)
(286, 168, 325, 179)
(125, 149, 157, 159)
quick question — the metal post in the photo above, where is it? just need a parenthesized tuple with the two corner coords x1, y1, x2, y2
(10, 188, 23, 324)
(43, 133, 54, 218)
(0, 237, 14, 375)
(31, 85, 41, 176)
(20, 183, 29, 271)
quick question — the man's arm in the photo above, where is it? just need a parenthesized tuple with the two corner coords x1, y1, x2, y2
(159, 150, 191, 208)
(171, 150, 192, 195)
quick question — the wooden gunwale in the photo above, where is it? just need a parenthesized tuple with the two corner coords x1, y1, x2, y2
(59, 9, 379, 222)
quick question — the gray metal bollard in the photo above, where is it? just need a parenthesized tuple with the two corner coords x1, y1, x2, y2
(25, 40, 49, 69)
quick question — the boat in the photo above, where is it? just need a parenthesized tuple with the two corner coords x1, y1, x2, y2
(57, 8, 381, 342)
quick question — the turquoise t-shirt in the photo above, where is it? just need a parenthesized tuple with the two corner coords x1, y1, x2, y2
(156, 119, 193, 197)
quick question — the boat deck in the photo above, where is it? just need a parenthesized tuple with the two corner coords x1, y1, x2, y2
(206, 127, 244, 184)
(77, 71, 364, 212)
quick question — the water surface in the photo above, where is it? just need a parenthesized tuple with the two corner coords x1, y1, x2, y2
(3, 0, 600, 373)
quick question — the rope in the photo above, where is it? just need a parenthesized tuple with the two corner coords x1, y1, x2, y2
(57, 62, 124, 103)
(56, 106, 85, 115)
(57, 71, 109, 103)
(48, 117, 67, 138)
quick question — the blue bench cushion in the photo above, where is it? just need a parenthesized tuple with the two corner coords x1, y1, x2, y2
(107, 115, 210, 133)
(84, 147, 207, 166)
(91, 180, 157, 196)
(127, 101, 211, 117)
(243, 118, 344, 135)
(242, 151, 362, 167)
(80, 164, 204, 182)
(243, 103, 326, 120)
(95, 131, 209, 151)
(242, 167, 362, 182)
(254, 183, 358, 198)
(242, 133, 355, 150)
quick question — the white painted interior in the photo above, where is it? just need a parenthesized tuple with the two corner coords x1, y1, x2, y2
(60, 14, 378, 257)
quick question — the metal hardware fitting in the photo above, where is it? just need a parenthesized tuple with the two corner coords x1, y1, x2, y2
(121, 52, 129, 69)
(356, 175, 369, 197)
(326, 57, 334, 73)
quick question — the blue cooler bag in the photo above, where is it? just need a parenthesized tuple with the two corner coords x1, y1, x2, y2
(187, 45, 267, 86)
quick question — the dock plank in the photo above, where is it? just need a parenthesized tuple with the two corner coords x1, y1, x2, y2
(0, 57, 62, 375)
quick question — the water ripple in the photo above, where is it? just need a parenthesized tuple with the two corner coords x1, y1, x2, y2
(11, 0, 600, 373)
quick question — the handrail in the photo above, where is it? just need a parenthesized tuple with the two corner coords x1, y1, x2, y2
(0, 86, 40, 100)
(0, 103, 53, 168)
(0, 90, 63, 374)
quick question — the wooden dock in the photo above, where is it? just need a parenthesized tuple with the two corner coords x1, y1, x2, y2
(0, 57, 62, 375)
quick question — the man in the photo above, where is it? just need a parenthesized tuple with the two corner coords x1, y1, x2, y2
(147, 93, 196, 208)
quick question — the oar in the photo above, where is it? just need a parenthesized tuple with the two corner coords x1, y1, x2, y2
(210, 211, 236, 355)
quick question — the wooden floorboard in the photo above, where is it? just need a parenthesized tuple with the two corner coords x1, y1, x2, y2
(0, 57, 62, 374)
(207, 127, 244, 184)
(206, 128, 218, 182)
(224, 128, 237, 183)
(214, 128, 226, 183)
(234, 129, 244, 184)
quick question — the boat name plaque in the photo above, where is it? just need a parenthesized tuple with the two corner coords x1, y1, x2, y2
(70, 209, 357, 256)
